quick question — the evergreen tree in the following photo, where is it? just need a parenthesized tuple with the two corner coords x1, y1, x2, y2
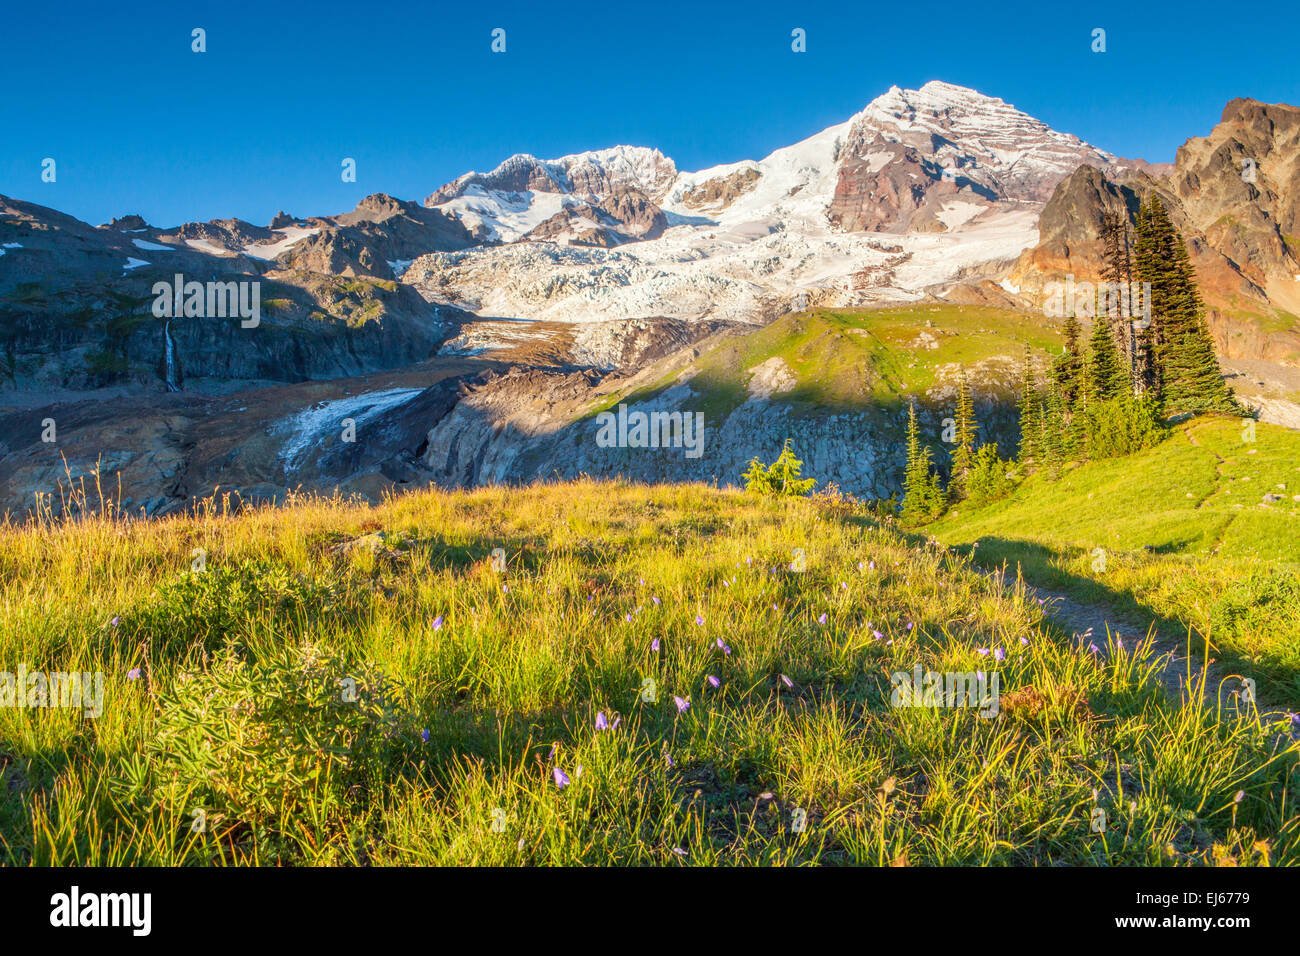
(1161, 230, 1238, 413)
(742, 439, 816, 497)
(1086, 318, 1126, 403)
(1099, 208, 1136, 383)
(1053, 314, 1084, 409)
(949, 368, 977, 498)
(1133, 194, 1174, 399)
(1133, 193, 1235, 413)
(1041, 382, 1066, 478)
(1016, 345, 1040, 469)
(902, 399, 946, 523)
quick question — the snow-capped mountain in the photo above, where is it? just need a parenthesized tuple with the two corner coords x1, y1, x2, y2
(425, 146, 678, 245)
(405, 81, 1117, 330)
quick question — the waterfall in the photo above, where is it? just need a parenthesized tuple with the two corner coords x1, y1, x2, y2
(164, 320, 180, 392)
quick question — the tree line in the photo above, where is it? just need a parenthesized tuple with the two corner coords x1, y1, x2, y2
(904, 193, 1239, 524)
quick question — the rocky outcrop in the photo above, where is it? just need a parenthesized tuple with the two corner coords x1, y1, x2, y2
(1008, 97, 1300, 365)
(426, 147, 678, 207)
(679, 167, 761, 211)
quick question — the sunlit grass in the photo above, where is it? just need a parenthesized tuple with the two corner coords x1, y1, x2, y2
(0, 478, 1296, 866)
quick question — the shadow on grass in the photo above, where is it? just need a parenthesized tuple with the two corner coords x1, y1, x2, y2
(951, 535, 1298, 704)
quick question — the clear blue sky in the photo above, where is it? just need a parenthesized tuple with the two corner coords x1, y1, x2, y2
(2, 0, 1296, 228)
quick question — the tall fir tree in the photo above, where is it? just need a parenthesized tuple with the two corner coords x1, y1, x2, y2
(1162, 229, 1238, 413)
(1053, 314, 1084, 409)
(1016, 344, 1040, 468)
(1133, 194, 1174, 400)
(1086, 317, 1126, 403)
(1040, 384, 1065, 478)
(949, 368, 977, 498)
(1099, 207, 1137, 384)
(902, 399, 946, 523)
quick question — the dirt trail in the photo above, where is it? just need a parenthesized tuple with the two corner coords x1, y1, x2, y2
(986, 567, 1296, 733)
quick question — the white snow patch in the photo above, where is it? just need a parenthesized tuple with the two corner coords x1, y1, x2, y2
(123, 257, 150, 271)
(935, 200, 987, 231)
(242, 226, 320, 260)
(132, 238, 175, 252)
(277, 388, 423, 472)
(185, 238, 234, 256)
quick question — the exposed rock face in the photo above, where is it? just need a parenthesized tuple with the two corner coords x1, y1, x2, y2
(413, 361, 1020, 500)
(828, 144, 969, 233)
(827, 81, 1118, 234)
(167, 218, 276, 251)
(426, 147, 678, 206)
(1011, 164, 1139, 285)
(1009, 97, 1300, 365)
(1169, 98, 1300, 288)
(106, 214, 150, 231)
(0, 194, 471, 392)
(280, 193, 478, 278)
(679, 167, 762, 211)
(519, 186, 668, 247)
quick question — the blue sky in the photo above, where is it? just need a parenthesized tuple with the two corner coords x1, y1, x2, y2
(2, 0, 1296, 228)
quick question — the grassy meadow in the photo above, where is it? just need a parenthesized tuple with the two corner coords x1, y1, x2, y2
(1, 478, 1296, 866)
(931, 416, 1300, 703)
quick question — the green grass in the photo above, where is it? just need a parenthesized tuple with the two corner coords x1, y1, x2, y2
(931, 416, 1300, 700)
(587, 305, 1063, 423)
(1, 479, 1296, 866)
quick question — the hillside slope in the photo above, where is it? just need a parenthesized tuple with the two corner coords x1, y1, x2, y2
(1, 481, 1296, 865)
(931, 417, 1300, 699)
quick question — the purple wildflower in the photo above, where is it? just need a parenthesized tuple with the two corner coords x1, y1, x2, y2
(707, 674, 721, 689)
(651, 638, 660, 652)
(977, 648, 990, 657)
(432, 615, 444, 631)
(674, 695, 690, 713)
(818, 613, 827, 625)
(779, 674, 793, 688)
(695, 615, 705, 626)
(994, 648, 1006, 662)
(110, 616, 120, 627)
(421, 728, 430, 743)
(553, 767, 570, 788)
(1019, 636, 1030, 646)
(595, 712, 609, 731)
(127, 667, 141, 681)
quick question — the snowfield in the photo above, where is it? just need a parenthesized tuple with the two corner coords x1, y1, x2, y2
(405, 82, 1075, 330)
